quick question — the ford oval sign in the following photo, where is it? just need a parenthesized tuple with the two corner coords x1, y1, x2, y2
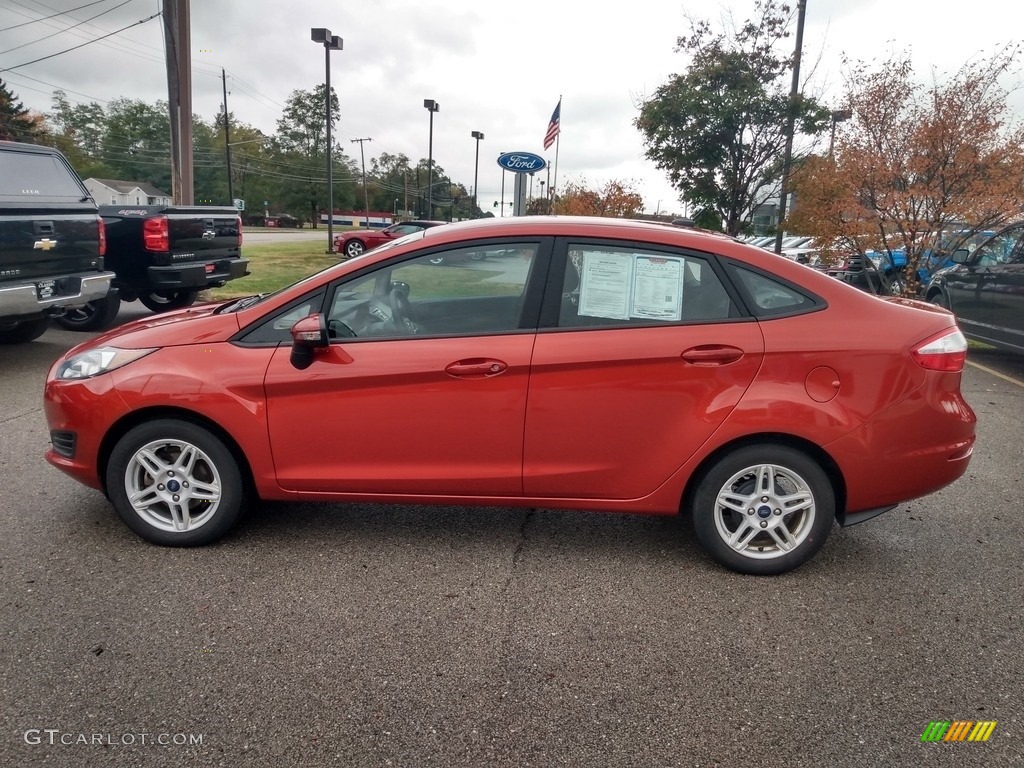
(497, 152, 546, 173)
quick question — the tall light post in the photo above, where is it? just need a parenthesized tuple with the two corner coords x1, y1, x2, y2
(311, 27, 343, 253)
(773, 0, 806, 255)
(423, 99, 439, 218)
(829, 109, 852, 159)
(471, 130, 484, 218)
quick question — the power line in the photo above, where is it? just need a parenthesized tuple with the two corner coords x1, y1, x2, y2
(0, 0, 111, 33)
(0, 0, 137, 56)
(0, 11, 160, 72)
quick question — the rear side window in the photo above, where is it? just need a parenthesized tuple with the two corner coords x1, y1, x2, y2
(0, 150, 87, 202)
(728, 264, 820, 317)
(557, 244, 736, 328)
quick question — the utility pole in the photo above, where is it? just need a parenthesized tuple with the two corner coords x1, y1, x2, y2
(221, 68, 233, 205)
(351, 137, 372, 229)
(162, 0, 193, 205)
(774, 0, 807, 254)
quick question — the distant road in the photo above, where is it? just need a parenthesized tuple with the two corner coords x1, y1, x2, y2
(244, 228, 335, 244)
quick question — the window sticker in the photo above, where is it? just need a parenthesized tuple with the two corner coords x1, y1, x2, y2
(632, 256, 683, 320)
(579, 251, 633, 319)
(577, 250, 686, 322)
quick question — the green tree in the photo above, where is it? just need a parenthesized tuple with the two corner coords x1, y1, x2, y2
(0, 77, 43, 142)
(635, 0, 829, 235)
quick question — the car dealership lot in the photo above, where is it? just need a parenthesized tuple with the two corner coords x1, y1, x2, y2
(2, 317, 1021, 767)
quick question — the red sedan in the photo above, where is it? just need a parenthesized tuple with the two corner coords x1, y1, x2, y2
(44, 217, 976, 574)
(333, 219, 446, 258)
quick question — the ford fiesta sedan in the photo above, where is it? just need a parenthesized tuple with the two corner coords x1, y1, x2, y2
(44, 217, 976, 575)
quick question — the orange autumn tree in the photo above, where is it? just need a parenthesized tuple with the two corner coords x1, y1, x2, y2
(551, 179, 644, 218)
(788, 48, 1024, 294)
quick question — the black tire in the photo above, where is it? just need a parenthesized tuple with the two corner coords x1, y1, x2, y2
(691, 444, 834, 575)
(884, 271, 905, 296)
(138, 289, 200, 313)
(345, 240, 365, 258)
(53, 294, 121, 332)
(0, 316, 50, 344)
(105, 419, 247, 546)
(929, 290, 950, 310)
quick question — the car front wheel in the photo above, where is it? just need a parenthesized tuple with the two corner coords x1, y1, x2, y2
(345, 240, 365, 258)
(105, 419, 247, 546)
(691, 444, 834, 575)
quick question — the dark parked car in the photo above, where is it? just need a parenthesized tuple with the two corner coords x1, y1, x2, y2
(924, 221, 1024, 354)
(334, 219, 446, 259)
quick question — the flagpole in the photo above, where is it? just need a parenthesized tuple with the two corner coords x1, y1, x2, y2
(551, 95, 561, 212)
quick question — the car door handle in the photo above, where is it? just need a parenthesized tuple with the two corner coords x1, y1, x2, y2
(445, 359, 508, 378)
(681, 345, 744, 366)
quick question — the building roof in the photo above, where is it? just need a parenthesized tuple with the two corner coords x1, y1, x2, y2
(87, 177, 171, 198)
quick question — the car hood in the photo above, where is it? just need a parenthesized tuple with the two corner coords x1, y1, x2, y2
(85, 302, 242, 349)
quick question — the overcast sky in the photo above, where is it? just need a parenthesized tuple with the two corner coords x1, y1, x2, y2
(2, 0, 1022, 216)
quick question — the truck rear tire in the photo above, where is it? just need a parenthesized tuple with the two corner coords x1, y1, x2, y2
(53, 294, 121, 332)
(138, 289, 200, 313)
(0, 316, 50, 344)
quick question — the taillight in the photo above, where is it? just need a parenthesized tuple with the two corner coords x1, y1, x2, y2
(236, 215, 243, 246)
(96, 215, 106, 256)
(911, 328, 968, 372)
(143, 215, 169, 252)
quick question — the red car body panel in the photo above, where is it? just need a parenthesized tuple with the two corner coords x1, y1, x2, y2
(43, 216, 976, 529)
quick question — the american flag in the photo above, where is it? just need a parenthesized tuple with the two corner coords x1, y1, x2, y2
(543, 99, 561, 150)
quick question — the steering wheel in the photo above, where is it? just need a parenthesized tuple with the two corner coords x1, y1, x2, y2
(388, 287, 420, 335)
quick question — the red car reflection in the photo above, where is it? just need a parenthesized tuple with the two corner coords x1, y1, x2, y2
(44, 216, 976, 574)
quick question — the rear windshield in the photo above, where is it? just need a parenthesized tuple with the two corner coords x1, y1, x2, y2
(0, 150, 87, 201)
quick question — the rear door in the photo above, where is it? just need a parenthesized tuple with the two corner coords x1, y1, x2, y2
(523, 239, 764, 500)
(988, 226, 1024, 352)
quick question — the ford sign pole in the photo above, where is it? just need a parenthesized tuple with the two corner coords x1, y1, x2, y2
(496, 152, 546, 217)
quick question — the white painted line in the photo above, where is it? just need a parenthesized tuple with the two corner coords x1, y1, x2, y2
(967, 360, 1024, 388)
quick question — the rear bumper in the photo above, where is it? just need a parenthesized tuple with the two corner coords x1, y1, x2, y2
(146, 258, 249, 289)
(0, 271, 115, 318)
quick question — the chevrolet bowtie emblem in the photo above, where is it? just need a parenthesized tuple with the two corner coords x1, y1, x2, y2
(34, 238, 57, 251)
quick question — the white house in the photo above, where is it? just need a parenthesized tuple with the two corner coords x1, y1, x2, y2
(84, 178, 172, 207)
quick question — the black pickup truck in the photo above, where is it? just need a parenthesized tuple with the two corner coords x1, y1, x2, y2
(0, 141, 115, 344)
(55, 204, 250, 331)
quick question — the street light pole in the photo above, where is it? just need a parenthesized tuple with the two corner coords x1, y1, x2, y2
(423, 99, 439, 219)
(471, 130, 484, 218)
(311, 27, 343, 253)
(773, 0, 806, 255)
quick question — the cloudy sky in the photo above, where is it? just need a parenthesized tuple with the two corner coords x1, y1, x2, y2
(2, 0, 1021, 216)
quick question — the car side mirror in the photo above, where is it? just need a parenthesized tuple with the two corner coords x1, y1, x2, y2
(951, 248, 970, 264)
(289, 313, 328, 370)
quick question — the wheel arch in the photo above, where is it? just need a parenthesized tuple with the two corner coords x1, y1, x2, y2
(680, 432, 847, 521)
(97, 406, 258, 500)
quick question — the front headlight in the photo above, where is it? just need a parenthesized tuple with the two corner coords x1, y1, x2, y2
(56, 346, 157, 380)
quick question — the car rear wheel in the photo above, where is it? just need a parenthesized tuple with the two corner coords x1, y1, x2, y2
(138, 289, 200, 313)
(106, 419, 247, 546)
(691, 444, 834, 575)
(53, 294, 121, 332)
(0, 316, 50, 344)
(345, 240, 365, 258)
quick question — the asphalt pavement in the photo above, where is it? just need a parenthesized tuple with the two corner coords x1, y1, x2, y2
(1, 308, 1021, 767)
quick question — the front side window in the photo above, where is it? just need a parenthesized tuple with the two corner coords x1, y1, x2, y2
(558, 244, 735, 328)
(326, 243, 538, 339)
(973, 225, 1024, 267)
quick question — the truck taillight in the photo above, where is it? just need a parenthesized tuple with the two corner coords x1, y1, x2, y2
(97, 215, 106, 256)
(143, 215, 169, 252)
(237, 216, 243, 246)
(911, 328, 968, 372)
